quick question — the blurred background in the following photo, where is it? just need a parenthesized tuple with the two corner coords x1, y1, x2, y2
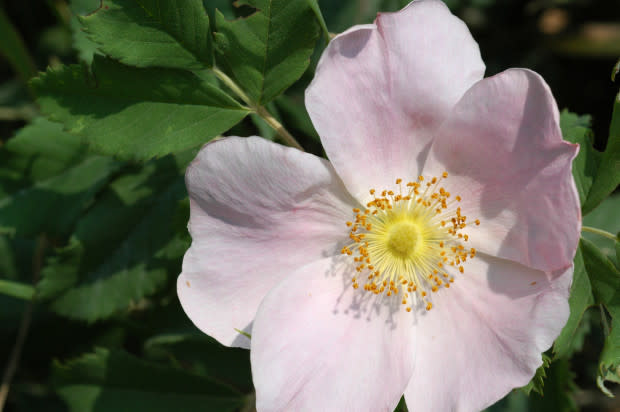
(1, 0, 619, 411)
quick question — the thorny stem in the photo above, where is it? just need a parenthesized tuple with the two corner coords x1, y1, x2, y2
(582, 226, 618, 242)
(0, 236, 46, 411)
(212, 67, 304, 151)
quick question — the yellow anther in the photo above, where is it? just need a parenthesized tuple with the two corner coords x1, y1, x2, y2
(342, 173, 477, 312)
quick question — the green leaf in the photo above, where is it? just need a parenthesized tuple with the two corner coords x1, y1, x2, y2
(69, 0, 101, 64)
(521, 354, 551, 396)
(0, 278, 34, 300)
(528, 358, 578, 412)
(53, 348, 244, 412)
(559, 110, 600, 209)
(306, 0, 330, 42)
(598, 313, 620, 397)
(144, 333, 252, 392)
(580, 238, 620, 396)
(37, 154, 190, 321)
(0, 118, 122, 237)
(393, 396, 408, 412)
(485, 359, 577, 412)
(32, 56, 249, 160)
(554, 246, 594, 358)
(582, 194, 620, 266)
(214, 0, 321, 104)
(81, 0, 213, 70)
(581, 76, 620, 215)
(0, 7, 36, 80)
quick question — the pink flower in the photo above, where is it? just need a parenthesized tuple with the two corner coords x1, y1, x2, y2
(177, 0, 581, 410)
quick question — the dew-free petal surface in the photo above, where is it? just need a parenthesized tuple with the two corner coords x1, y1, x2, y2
(178, 137, 355, 347)
(251, 256, 415, 412)
(404, 254, 572, 411)
(425, 68, 580, 273)
(306, 0, 485, 202)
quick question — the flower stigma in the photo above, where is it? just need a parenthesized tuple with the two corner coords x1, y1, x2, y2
(341, 173, 480, 312)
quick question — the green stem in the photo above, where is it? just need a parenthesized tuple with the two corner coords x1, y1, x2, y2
(212, 67, 304, 151)
(0, 279, 34, 301)
(582, 226, 618, 242)
(0, 235, 45, 411)
(234, 328, 252, 339)
(255, 106, 304, 151)
(212, 67, 253, 107)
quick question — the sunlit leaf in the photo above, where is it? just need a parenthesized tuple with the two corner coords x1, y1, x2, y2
(81, 0, 213, 70)
(214, 0, 321, 104)
(32, 56, 249, 160)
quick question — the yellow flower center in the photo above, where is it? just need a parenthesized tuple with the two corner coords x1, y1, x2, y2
(387, 221, 419, 257)
(341, 173, 480, 312)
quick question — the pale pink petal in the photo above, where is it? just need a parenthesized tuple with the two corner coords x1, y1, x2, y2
(404, 254, 572, 411)
(177, 137, 356, 348)
(424, 68, 580, 273)
(306, 0, 485, 202)
(251, 256, 415, 412)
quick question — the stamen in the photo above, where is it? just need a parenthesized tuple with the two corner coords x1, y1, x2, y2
(340, 172, 480, 312)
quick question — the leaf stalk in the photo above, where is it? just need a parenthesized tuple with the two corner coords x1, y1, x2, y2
(212, 67, 304, 151)
(582, 226, 618, 242)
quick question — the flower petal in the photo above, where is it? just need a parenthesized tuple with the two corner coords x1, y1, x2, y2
(404, 254, 572, 411)
(177, 137, 356, 348)
(425, 68, 580, 272)
(251, 256, 415, 412)
(306, 0, 485, 202)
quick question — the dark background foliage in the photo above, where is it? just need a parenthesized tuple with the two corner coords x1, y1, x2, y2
(0, 0, 619, 411)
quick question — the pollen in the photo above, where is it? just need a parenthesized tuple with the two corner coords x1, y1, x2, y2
(341, 172, 479, 312)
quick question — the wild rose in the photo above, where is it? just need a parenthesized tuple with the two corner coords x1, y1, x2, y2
(177, 0, 581, 410)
